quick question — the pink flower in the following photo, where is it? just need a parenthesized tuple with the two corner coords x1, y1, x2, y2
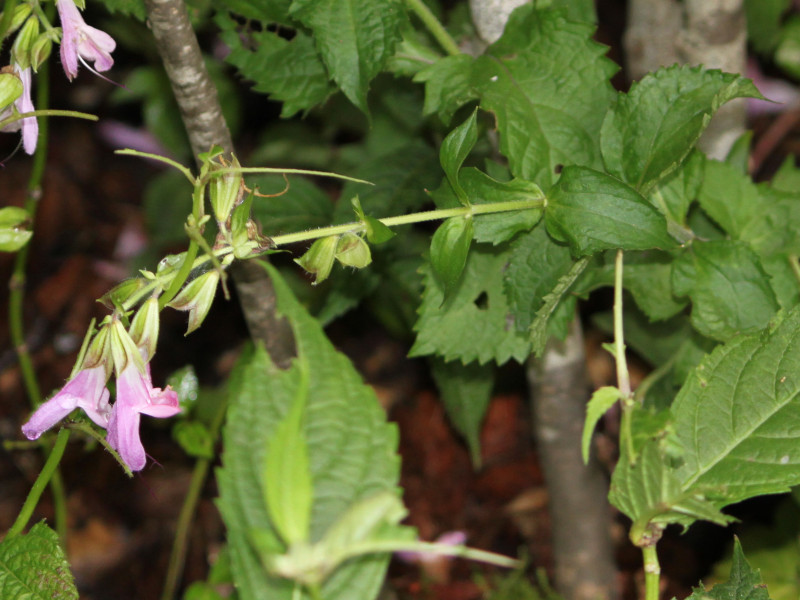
(106, 361, 180, 472)
(0, 65, 38, 154)
(56, 0, 116, 80)
(22, 365, 111, 440)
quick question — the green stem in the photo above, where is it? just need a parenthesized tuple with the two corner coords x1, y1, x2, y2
(613, 249, 635, 462)
(0, 109, 97, 130)
(642, 545, 661, 600)
(208, 166, 371, 186)
(404, 0, 461, 56)
(7, 429, 70, 538)
(271, 199, 543, 246)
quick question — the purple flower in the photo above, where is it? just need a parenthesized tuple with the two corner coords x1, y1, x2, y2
(22, 365, 111, 440)
(106, 362, 180, 472)
(0, 65, 38, 154)
(56, 0, 116, 80)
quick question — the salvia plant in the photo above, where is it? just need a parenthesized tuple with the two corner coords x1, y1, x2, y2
(1, 0, 798, 599)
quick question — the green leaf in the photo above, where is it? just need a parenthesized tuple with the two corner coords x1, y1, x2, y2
(413, 54, 477, 125)
(672, 305, 800, 506)
(609, 440, 735, 542)
(688, 538, 772, 600)
(697, 160, 760, 240)
(471, 6, 617, 188)
(672, 241, 779, 341)
(217, 15, 334, 118)
(0, 522, 78, 599)
(429, 217, 473, 297)
(440, 109, 478, 204)
(411, 245, 532, 365)
(646, 149, 704, 237)
(601, 64, 763, 194)
(0, 206, 31, 252)
(215, 0, 292, 23)
(545, 166, 674, 257)
(431, 358, 495, 467)
(746, 0, 791, 54)
(350, 196, 395, 244)
(582, 386, 620, 464)
(250, 175, 334, 236)
(95, 0, 146, 19)
(217, 264, 400, 600)
(173, 421, 214, 459)
(430, 169, 544, 245)
(289, 0, 407, 113)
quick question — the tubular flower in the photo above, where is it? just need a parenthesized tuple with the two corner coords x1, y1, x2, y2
(106, 359, 180, 472)
(0, 65, 38, 154)
(22, 365, 111, 440)
(56, 0, 116, 80)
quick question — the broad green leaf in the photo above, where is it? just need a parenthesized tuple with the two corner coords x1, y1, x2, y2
(413, 54, 477, 124)
(609, 440, 735, 543)
(429, 217, 473, 297)
(95, 0, 146, 19)
(471, 6, 617, 189)
(217, 15, 334, 118)
(439, 108, 478, 204)
(289, 0, 407, 114)
(411, 245, 531, 365)
(646, 149, 704, 239)
(250, 176, 334, 237)
(582, 386, 620, 464)
(672, 241, 779, 342)
(217, 264, 400, 600)
(503, 224, 574, 331)
(431, 358, 495, 467)
(601, 65, 762, 194)
(545, 166, 674, 256)
(688, 538, 772, 600)
(387, 26, 443, 78)
(673, 305, 800, 506)
(430, 169, 544, 245)
(0, 522, 78, 599)
(697, 160, 760, 240)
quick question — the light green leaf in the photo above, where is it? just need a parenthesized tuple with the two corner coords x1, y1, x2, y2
(545, 166, 674, 257)
(431, 358, 495, 467)
(687, 538, 772, 600)
(672, 240, 779, 341)
(217, 264, 400, 600)
(601, 64, 763, 194)
(430, 217, 473, 297)
(582, 386, 620, 464)
(289, 0, 407, 113)
(471, 6, 617, 189)
(0, 522, 78, 599)
(673, 305, 800, 506)
(173, 421, 214, 459)
(0, 206, 32, 252)
(411, 245, 531, 365)
(439, 108, 478, 204)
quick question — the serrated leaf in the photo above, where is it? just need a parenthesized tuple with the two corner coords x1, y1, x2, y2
(217, 264, 400, 600)
(582, 386, 620, 464)
(440, 109, 477, 204)
(672, 240, 779, 342)
(601, 64, 763, 194)
(289, 0, 407, 114)
(431, 358, 494, 467)
(545, 166, 674, 257)
(411, 245, 531, 365)
(471, 6, 617, 188)
(430, 217, 473, 297)
(413, 54, 477, 124)
(688, 538, 772, 600)
(672, 305, 800, 506)
(609, 440, 736, 542)
(0, 522, 78, 599)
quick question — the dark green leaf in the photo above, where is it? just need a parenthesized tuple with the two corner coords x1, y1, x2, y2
(672, 241, 779, 341)
(413, 54, 477, 125)
(688, 538, 772, 600)
(601, 64, 762, 194)
(0, 522, 78, 599)
(439, 109, 478, 205)
(214, 0, 292, 23)
(646, 149, 704, 233)
(430, 217, 473, 296)
(746, 0, 791, 54)
(545, 166, 674, 256)
(250, 175, 334, 236)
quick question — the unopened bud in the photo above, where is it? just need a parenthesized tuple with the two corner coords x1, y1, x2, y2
(167, 270, 220, 335)
(29, 35, 52, 72)
(335, 233, 371, 268)
(109, 317, 146, 376)
(295, 236, 338, 285)
(12, 17, 39, 70)
(0, 4, 32, 36)
(0, 71, 22, 111)
(129, 297, 160, 360)
(80, 324, 111, 371)
(209, 155, 243, 228)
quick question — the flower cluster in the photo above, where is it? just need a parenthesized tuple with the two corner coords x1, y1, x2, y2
(1, 0, 116, 154)
(22, 299, 180, 472)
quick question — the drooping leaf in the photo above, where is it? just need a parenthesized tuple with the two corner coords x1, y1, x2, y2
(601, 64, 763, 194)
(687, 538, 772, 600)
(673, 305, 800, 506)
(217, 264, 400, 600)
(545, 166, 674, 257)
(439, 108, 478, 205)
(429, 217, 473, 297)
(431, 358, 495, 467)
(0, 522, 78, 599)
(289, 0, 407, 114)
(672, 240, 779, 342)
(411, 245, 531, 365)
(582, 386, 620, 464)
(471, 6, 617, 189)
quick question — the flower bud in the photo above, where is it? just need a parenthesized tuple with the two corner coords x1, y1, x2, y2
(11, 17, 39, 70)
(209, 155, 243, 228)
(335, 233, 371, 268)
(0, 4, 32, 37)
(29, 35, 52, 72)
(0, 71, 22, 111)
(295, 236, 338, 285)
(109, 317, 146, 376)
(128, 297, 160, 360)
(167, 270, 220, 335)
(80, 324, 111, 371)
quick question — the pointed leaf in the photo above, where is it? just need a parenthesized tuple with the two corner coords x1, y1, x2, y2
(440, 109, 478, 204)
(582, 386, 620, 464)
(430, 217, 473, 297)
(686, 538, 772, 600)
